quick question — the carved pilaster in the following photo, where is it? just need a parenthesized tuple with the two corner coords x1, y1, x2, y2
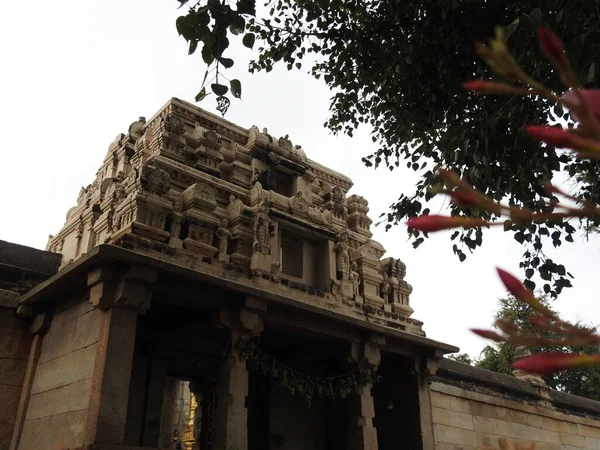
(212, 299, 265, 450)
(347, 335, 385, 450)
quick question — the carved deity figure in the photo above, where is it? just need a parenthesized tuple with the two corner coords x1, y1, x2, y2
(334, 232, 351, 280)
(279, 134, 293, 151)
(380, 272, 391, 302)
(228, 194, 244, 220)
(350, 261, 361, 299)
(253, 203, 273, 255)
(216, 219, 232, 257)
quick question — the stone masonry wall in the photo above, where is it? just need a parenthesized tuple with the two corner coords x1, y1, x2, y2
(18, 299, 102, 450)
(429, 380, 600, 450)
(0, 291, 31, 450)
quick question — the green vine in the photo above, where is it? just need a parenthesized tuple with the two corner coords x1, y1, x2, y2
(236, 336, 381, 405)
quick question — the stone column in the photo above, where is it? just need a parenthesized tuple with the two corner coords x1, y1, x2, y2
(84, 265, 157, 446)
(347, 335, 385, 450)
(212, 297, 265, 450)
(9, 314, 52, 450)
(414, 354, 441, 450)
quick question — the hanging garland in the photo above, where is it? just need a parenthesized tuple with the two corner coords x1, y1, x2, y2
(236, 336, 381, 405)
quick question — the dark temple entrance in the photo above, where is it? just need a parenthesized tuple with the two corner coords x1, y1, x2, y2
(372, 354, 423, 450)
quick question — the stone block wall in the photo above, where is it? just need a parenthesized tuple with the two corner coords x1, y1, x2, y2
(0, 292, 30, 450)
(429, 360, 600, 450)
(18, 299, 101, 450)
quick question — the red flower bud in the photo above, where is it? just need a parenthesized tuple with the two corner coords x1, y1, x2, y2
(406, 215, 489, 233)
(496, 268, 537, 305)
(462, 80, 527, 95)
(562, 89, 600, 122)
(449, 190, 480, 207)
(471, 329, 505, 342)
(537, 27, 566, 65)
(525, 125, 598, 152)
(512, 352, 600, 374)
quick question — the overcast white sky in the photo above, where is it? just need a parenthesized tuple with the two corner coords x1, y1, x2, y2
(1, 0, 598, 357)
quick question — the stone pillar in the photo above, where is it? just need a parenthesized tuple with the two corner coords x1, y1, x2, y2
(84, 265, 157, 446)
(9, 314, 52, 450)
(414, 354, 441, 450)
(347, 335, 385, 450)
(212, 297, 265, 450)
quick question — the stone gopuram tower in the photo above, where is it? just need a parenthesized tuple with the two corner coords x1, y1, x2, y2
(14, 98, 457, 450)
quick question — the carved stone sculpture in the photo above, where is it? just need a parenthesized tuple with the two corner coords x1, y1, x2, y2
(279, 134, 293, 151)
(216, 219, 232, 262)
(334, 232, 351, 281)
(141, 165, 171, 196)
(350, 261, 361, 300)
(380, 273, 391, 303)
(128, 116, 146, 141)
(253, 203, 273, 255)
(228, 194, 244, 220)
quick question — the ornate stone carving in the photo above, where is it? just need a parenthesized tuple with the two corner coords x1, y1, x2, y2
(396, 259, 406, 279)
(289, 191, 310, 217)
(227, 194, 245, 220)
(141, 165, 171, 195)
(182, 182, 217, 211)
(253, 203, 273, 255)
(334, 232, 351, 281)
(278, 134, 293, 151)
(350, 261, 362, 302)
(346, 195, 373, 236)
(216, 219, 232, 262)
(380, 273, 391, 303)
(128, 116, 146, 141)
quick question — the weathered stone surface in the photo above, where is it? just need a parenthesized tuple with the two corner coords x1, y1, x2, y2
(25, 378, 92, 421)
(0, 384, 21, 424)
(0, 358, 27, 386)
(0, 422, 13, 450)
(432, 406, 474, 430)
(0, 308, 27, 330)
(31, 344, 97, 395)
(0, 329, 30, 360)
(38, 306, 100, 365)
(435, 423, 477, 447)
(18, 409, 87, 450)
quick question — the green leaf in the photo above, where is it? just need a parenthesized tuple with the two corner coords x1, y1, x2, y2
(506, 18, 519, 39)
(202, 45, 215, 65)
(188, 40, 198, 55)
(242, 32, 256, 49)
(529, 8, 542, 25)
(219, 57, 234, 68)
(176, 16, 188, 36)
(195, 87, 208, 102)
(229, 16, 246, 35)
(230, 79, 242, 98)
(211, 83, 229, 96)
(237, 0, 256, 15)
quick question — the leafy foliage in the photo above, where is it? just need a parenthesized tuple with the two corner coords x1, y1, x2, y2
(476, 296, 600, 400)
(446, 353, 474, 365)
(173, 0, 600, 296)
(236, 336, 380, 404)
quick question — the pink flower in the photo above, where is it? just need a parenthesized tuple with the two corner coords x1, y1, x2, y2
(406, 215, 489, 233)
(537, 27, 566, 65)
(562, 89, 600, 122)
(462, 80, 524, 95)
(496, 268, 537, 305)
(525, 125, 595, 151)
(512, 352, 600, 374)
(471, 329, 505, 342)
